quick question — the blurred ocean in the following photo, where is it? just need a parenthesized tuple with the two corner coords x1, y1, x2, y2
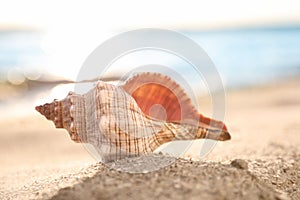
(0, 31, 45, 83)
(185, 27, 300, 87)
(1, 26, 300, 88)
(1, 26, 300, 118)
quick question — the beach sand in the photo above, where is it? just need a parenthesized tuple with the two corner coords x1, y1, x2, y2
(0, 78, 299, 200)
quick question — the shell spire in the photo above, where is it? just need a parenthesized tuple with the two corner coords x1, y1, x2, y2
(35, 100, 63, 128)
(35, 93, 82, 142)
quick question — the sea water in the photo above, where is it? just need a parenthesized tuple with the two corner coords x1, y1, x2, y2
(1, 27, 300, 89)
(185, 27, 300, 87)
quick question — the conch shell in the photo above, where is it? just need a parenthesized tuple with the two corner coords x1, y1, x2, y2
(36, 73, 230, 162)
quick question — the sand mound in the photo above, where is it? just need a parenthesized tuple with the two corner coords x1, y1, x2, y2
(49, 154, 299, 200)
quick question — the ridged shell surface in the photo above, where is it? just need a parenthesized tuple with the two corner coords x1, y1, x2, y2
(36, 73, 231, 162)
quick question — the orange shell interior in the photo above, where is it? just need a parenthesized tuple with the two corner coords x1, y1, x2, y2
(122, 73, 228, 131)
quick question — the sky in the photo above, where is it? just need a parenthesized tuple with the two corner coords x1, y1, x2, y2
(1, 0, 300, 80)
(1, 0, 300, 30)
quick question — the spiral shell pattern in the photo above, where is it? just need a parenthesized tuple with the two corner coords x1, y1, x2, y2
(35, 73, 230, 162)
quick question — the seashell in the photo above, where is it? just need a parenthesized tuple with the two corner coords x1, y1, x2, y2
(35, 73, 230, 162)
